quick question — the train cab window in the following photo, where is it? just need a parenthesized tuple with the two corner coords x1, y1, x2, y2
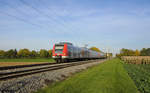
(55, 49, 63, 53)
(55, 45, 64, 53)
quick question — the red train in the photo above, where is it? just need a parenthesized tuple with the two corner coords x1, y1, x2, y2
(52, 42, 106, 63)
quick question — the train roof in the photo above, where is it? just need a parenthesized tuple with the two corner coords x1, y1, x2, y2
(54, 42, 105, 54)
(55, 42, 73, 46)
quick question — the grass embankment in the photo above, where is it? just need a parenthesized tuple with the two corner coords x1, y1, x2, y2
(124, 63, 150, 93)
(37, 59, 138, 93)
(0, 58, 55, 62)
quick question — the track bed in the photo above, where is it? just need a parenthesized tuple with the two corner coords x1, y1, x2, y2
(0, 60, 105, 81)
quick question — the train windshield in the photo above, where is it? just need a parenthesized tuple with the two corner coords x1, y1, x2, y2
(55, 45, 64, 53)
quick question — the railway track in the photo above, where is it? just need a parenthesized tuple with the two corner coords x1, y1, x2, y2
(0, 59, 104, 81)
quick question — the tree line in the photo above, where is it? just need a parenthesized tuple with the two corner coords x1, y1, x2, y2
(0, 47, 108, 59)
(116, 48, 150, 58)
(0, 49, 52, 59)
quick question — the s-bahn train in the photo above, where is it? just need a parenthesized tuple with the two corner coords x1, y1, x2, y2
(52, 42, 106, 63)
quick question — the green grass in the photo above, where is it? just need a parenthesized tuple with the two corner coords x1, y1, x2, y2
(37, 59, 138, 93)
(0, 58, 55, 62)
(124, 63, 150, 93)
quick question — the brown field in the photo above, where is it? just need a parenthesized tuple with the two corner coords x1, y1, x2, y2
(0, 62, 49, 67)
(121, 56, 150, 64)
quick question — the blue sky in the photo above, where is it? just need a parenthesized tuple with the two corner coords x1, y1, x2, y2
(0, 0, 150, 54)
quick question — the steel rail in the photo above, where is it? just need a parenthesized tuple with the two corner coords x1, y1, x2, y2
(0, 60, 104, 81)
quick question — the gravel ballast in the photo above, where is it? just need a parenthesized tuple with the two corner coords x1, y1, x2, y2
(0, 60, 106, 93)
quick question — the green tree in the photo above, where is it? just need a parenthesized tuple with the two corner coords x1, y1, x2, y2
(30, 50, 38, 58)
(147, 48, 150, 56)
(0, 50, 5, 58)
(14, 49, 17, 57)
(141, 48, 150, 56)
(18, 49, 31, 58)
(39, 49, 49, 58)
(140, 48, 147, 56)
(90, 47, 101, 52)
(4, 49, 17, 58)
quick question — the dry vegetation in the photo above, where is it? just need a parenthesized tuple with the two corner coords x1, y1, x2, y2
(121, 56, 150, 64)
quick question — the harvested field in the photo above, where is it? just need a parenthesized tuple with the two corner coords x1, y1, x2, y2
(121, 56, 150, 64)
(0, 62, 50, 67)
(0, 58, 54, 62)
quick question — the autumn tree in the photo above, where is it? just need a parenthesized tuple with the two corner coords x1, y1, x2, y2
(18, 49, 31, 58)
(120, 48, 135, 56)
(90, 47, 101, 52)
(39, 49, 49, 58)
(135, 49, 140, 56)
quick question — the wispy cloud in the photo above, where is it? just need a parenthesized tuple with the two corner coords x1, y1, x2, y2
(0, 0, 150, 53)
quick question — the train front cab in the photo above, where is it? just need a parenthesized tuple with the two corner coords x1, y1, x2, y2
(52, 44, 68, 63)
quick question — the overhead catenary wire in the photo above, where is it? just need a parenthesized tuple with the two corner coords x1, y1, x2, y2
(36, 0, 68, 25)
(35, 0, 81, 35)
(0, 1, 62, 32)
(19, 0, 68, 29)
(0, 1, 44, 28)
(0, 0, 80, 35)
(0, 10, 43, 28)
(36, 0, 72, 28)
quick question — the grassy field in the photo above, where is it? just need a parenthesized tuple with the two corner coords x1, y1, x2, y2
(0, 58, 55, 62)
(37, 59, 138, 93)
(124, 63, 150, 93)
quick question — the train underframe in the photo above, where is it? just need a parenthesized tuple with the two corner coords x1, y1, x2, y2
(54, 57, 105, 63)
